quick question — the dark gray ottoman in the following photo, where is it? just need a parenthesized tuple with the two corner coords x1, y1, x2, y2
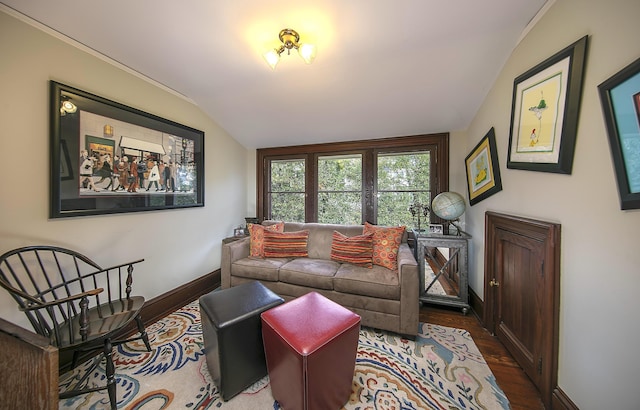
(199, 281, 284, 401)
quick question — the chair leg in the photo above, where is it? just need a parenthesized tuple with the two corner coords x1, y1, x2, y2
(136, 315, 152, 351)
(104, 338, 117, 410)
(71, 350, 80, 370)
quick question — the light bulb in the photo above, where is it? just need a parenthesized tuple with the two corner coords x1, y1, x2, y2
(61, 100, 77, 114)
(263, 49, 280, 70)
(298, 43, 317, 64)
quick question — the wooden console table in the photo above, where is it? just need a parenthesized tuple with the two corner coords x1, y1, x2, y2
(414, 230, 470, 314)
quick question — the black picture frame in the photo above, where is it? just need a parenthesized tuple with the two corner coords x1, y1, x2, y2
(507, 35, 588, 174)
(50, 81, 205, 218)
(465, 127, 503, 205)
(598, 56, 640, 210)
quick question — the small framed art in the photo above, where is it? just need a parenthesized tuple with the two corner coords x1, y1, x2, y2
(428, 224, 443, 234)
(507, 35, 588, 174)
(598, 56, 640, 210)
(465, 127, 503, 206)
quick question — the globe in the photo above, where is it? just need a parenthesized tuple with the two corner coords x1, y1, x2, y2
(431, 192, 466, 221)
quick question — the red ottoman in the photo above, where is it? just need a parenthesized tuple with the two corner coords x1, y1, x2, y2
(261, 292, 361, 410)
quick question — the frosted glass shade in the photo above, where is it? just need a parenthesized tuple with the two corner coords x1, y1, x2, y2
(263, 49, 280, 70)
(298, 43, 317, 64)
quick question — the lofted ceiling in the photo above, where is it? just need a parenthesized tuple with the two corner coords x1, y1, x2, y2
(2, 1, 548, 149)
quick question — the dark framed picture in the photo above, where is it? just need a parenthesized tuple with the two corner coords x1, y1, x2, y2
(507, 35, 588, 174)
(50, 81, 205, 218)
(598, 56, 640, 210)
(465, 127, 503, 205)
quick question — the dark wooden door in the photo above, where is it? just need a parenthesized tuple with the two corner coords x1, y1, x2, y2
(484, 212, 560, 409)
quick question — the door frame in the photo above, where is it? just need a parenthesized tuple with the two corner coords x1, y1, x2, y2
(483, 211, 561, 409)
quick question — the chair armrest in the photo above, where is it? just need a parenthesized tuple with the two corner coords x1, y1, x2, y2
(21, 288, 104, 311)
(221, 237, 250, 288)
(81, 259, 144, 299)
(83, 259, 144, 279)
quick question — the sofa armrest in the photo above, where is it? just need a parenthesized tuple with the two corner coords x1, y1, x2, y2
(397, 243, 420, 337)
(221, 237, 250, 288)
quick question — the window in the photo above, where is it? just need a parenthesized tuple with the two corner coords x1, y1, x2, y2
(377, 151, 431, 226)
(257, 133, 449, 226)
(268, 158, 305, 222)
(317, 154, 363, 224)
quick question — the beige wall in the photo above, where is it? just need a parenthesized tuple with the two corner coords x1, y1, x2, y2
(0, 10, 249, 327)
(456, 0, 640, 408)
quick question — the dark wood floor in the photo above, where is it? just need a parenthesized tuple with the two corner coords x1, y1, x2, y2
(421, 304, 545, 410)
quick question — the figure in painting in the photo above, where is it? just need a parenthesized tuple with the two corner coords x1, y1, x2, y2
(528, 91, 547, 146)
(128, 156, 139, 193)
(79, 150, 99, 192)
(117, 156, 129, 191)
(163, 160, 173, 192)
(146, 161, 160, 191)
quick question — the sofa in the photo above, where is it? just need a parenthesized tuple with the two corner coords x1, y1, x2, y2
(221, 221, 420, 338)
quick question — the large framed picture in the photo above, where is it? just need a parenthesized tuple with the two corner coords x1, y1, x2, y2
(465, 127, 503, 205)
(598, 57, 640, 210)
(50, 81, 205, 218)
(507, 35, 588, 174)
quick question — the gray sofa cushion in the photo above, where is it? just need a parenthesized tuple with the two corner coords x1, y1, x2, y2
(231, 257, 290, 282)
(278, 258, 339, 290)
(333, 263, 400, 300)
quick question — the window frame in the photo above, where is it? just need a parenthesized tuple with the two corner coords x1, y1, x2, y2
(257, 133, 449, 224)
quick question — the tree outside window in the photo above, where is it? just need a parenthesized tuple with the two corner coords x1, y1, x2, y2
(317, 154, 363, 224)
(268, 159, 305, 222)
(377, 151, 431, 227)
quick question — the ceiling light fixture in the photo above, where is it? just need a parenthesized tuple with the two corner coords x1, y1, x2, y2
(263, 28, 317, 70)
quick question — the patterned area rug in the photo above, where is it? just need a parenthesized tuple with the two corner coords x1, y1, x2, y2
(60, 301, 510, 409)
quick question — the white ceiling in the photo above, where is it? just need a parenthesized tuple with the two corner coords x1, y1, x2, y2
(2, 0, 548, 149)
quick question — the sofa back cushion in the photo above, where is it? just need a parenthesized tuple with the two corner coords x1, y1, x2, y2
(263, 230, 310, 258)
(281, 222, 365, 260)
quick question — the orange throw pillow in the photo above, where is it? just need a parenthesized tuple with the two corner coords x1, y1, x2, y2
(330, 231, 374, 268)
(248, 222, 285, 258)
(263, 230, 309, 258)
(363, 222, 405, 271)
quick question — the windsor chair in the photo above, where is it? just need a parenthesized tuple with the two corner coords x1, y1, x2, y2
(0, 246, 151, 409)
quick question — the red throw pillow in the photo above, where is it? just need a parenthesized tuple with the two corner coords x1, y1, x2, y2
(263, 230, 309, 258)
(330, 231, 374, 268)
(363, 222, 405, 271)
(248, 222, 284, 258)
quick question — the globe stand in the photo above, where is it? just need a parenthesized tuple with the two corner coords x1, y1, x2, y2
(448, 219, 468, 236)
